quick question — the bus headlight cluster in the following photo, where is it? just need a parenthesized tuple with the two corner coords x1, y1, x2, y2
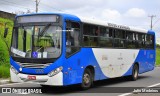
(11, 66, 19, 75)
(48, 66, 63, 77)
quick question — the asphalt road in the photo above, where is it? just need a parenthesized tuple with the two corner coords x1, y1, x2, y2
(0, 67, 160, 96)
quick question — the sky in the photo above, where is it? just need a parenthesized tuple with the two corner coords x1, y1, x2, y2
(0, 0, 160, 37)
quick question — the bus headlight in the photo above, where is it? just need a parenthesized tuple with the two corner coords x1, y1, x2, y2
(48, 66, 63, 77)
(11, 66, 19, 75)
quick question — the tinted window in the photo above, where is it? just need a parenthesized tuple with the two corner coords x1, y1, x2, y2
(66, 21, 80, 57)
(126, 32, 133, 40)
(99, 37, 113, 47)
(83, 24, 99, 47)
(146, 34, 154, 49)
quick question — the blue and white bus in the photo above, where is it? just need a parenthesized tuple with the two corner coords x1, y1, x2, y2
(8, 13, 156, 89)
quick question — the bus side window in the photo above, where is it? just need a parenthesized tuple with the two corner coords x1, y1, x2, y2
(83, 24, 99, 47)
(126, 32, 135, 48)
(92, 26, 99, 47)
(113, 29, 125, 48)
(66, 21, 80, 57)
(99, 27, 113, 48)
(136, 33, 145, 49)
(146, 34, 154, 49)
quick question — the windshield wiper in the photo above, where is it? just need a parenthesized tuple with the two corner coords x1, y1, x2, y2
(38, 23, 51, 37)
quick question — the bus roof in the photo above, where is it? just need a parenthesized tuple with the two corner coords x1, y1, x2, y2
(16, 13, 151, 33)
(79, 17, 148, 33)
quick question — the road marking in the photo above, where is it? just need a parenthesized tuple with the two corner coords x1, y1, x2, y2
(148, 83, 160, 87)
(118, 83, 160, 96)
(118, 93, 132, 96)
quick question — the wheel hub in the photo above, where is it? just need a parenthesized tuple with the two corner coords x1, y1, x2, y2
(83, 73, 90, 84)
(134, 68, 138, 78)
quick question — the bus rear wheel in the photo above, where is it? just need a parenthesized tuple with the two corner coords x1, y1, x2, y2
(129, 64, 139, 81)
(81, 69, 93, 90)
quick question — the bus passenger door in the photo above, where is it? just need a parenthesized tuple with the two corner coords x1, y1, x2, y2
(65, 21, 82, 84)
(65, 21, 81, 58)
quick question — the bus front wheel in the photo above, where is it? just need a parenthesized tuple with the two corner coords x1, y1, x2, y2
(81, 68, 93, 90)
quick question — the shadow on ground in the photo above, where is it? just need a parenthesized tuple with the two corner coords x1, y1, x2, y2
(39, 75, 149, 95)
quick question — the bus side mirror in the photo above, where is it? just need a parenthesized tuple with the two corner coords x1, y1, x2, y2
(4, 28, 8, 38)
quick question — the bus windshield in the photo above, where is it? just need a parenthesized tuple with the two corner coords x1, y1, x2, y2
(11, 25, 62, 59)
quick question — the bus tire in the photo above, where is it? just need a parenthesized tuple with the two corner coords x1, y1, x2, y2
(129, 64, 139, 81)
(81, 68, 93, 90)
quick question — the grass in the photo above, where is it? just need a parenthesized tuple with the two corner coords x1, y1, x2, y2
(156, 48, 160, 66)
(0, 65, 10, 78)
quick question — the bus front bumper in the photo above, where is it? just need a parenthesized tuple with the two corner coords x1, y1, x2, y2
(10, 68, 63, 86)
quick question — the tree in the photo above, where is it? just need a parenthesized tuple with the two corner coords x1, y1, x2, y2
(156, 44, 160, 48)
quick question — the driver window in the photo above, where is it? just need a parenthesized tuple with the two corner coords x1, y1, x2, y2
(66, 21, 80, 57)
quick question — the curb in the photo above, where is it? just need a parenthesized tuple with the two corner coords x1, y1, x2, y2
(0, 79, 10, 84)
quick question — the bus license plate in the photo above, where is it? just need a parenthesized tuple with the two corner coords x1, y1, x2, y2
(27, 75, 36, 80)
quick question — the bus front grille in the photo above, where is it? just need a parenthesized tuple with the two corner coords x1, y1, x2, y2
(16, 62, 52, 69)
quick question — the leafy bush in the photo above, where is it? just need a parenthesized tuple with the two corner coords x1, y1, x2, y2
(0, 18, 13, 78)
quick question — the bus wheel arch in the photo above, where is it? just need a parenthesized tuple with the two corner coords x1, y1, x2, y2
(81, 65, 95, 90)
(86, 66, 95, 81)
